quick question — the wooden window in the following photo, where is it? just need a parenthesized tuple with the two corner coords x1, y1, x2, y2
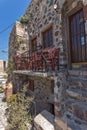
(31, 37, 37, 52)
(43, 26, 53, 48)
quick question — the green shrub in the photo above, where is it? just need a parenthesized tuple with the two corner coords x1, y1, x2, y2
(20, 15, 29, 24)
(6, 94, 17, 106)
(6, 87, 33, 130)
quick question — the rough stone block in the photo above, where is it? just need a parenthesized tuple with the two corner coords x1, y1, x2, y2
(34, 110, 54, 130)
(55, 118, 72, 130)
(68, 70, 80, 76)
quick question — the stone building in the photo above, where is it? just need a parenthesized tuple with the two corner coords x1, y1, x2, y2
(0, 60, 8, 72)
(9, 21, 28, 58)
(13, 0, 61, 115)
(8, 21, 28, 80)
(8, 0, 87, 130)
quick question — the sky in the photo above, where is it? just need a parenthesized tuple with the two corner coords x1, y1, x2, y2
(0, 0, 31, 60)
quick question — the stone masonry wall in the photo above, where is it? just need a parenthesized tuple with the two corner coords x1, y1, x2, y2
(26, 0, 66, 63)
(28, 76, 54, 114)
(33, 77, 54, 114)
(9, 0, 87, 129)
(54, 0, 87, 129)
(8, 21, 28, 81)
(13, 74, 54, 114)
(9, 21, 28, 60)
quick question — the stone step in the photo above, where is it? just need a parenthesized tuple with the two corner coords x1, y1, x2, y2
(67, 70, 87, 88)
(55, 111, 87, 130)
(66, 87, 87, 101)
(63, 111, 87, 130)
(64, 99, 87, 122)
(68, 75, 87, 82)
(67, 74, 87, 90)
(68, 70, 87, 78)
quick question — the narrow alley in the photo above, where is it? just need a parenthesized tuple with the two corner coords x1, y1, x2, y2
(0, 93, 7, 130)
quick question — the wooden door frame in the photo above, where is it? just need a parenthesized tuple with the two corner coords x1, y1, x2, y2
(65, 3, 84, 68)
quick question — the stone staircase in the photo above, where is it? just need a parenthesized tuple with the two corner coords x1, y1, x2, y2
(62, 69, 87, 130)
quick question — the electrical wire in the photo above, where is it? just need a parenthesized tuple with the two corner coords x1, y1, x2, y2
(0, 23, 15, 34)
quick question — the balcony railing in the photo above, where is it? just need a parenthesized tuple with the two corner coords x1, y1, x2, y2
(14, 46, 60, 72)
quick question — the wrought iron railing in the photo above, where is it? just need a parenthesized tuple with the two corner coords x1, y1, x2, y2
(14, 45, 60, 72)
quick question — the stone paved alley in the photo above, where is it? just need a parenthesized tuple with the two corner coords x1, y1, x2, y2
(0, 93, 7, 130)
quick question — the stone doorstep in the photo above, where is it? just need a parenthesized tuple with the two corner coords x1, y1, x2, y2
(66, 87, 87, 100)
(68, 70, 80, 77)
(68, 70, 87, 77)
(68, 75, 87, 83)
(55, 118, 72, 130)
(64, 99, 87, 122)
(34, 110, 54, 130)
(66, 89, 80, 99)
(55, 111, 87, 130)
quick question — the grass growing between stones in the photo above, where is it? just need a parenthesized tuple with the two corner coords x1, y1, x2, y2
(6, 87, 34, 130)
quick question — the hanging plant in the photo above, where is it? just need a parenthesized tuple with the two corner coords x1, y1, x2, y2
(20, 15, 29, 24)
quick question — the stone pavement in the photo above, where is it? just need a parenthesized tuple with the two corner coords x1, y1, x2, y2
(0, 93, 7, 130)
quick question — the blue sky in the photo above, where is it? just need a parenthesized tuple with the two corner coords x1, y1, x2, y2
(0, 0, 31, 60)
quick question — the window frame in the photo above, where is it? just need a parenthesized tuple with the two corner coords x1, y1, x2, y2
(42, 26, 53, 48)
(31, 37, 37, 52)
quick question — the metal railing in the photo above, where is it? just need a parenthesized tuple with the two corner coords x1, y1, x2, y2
(14, 45, 60, 72)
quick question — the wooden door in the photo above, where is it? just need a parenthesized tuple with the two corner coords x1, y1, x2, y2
(69, 9, 86, 63)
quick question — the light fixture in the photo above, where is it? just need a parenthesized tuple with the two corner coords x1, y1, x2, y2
(53, 4, 58, 10)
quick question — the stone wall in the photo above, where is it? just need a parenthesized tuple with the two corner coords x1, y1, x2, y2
(54, 0, 87, 129)
(26, 0, 60, 46)
(15, 21, 29, 55)
(9, 21, 28, 60)
(31, 76, 54, 114)
(25, 0, 67, 69)
(8, 21, 28, 81)
(8, 0, 87, 129)
(12, 74, 28, 92)
(13, 73, 54, 114)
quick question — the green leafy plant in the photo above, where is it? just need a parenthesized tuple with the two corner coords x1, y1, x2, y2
(6, 86, 34, 130)
(20, 15, 29, 24)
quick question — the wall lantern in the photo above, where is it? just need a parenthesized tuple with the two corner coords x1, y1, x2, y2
(53, 4, 58, 10)
(53, 2, 61, 21)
